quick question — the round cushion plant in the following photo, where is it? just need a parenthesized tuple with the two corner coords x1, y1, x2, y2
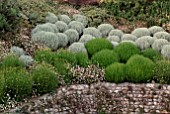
(126, 55, 155, 83)
(91, 49, 119, 68)
(141, 48, 161, 61)
(0, 75, 5, 103)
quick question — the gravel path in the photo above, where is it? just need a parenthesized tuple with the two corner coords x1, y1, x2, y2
(5, 82, 170, 114)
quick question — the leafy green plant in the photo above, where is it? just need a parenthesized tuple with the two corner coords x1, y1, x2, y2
(141, 48, 161, 61)
(0, 75, 5, 103)
(126, 55, 155, 83)
(75, 52, 91, 67)
(85, 38, 113, 57)
(91, 49, 119, 67)
(105, 63, 126, 83)
(114, 42, 140, 62)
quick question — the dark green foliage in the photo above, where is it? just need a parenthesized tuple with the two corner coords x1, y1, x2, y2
(2, 54, 24, 68)
(153, 60, 170, 84)
(34, 50, 57, 65)
(75, 52, 91, 67)
(105, 63, 126, 83)
(0, 0, 21, 39)
(3, 67, 32, 100)
(141, 48, 161, 61)
(85, 38, 113, 57)
(114, 42, 140, 62)
(126, 55, 155, 83)
(91, 49, 119, 68)
(0, 75, 5, 102)
(31, 65, 58, 94)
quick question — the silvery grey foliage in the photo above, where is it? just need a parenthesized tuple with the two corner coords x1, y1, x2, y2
(64, 29, 79, 44)
(79, 34, 95, 44)
(45, 12, 58, 24)
(31, 31, 59, 50)
(106, 35, 120, 42)
(68, 21, 85, 35)
(19, 55, 34, 66)
(154, 31, 170, 41)
(120, 40, 136, 45)
(131, 28, 150, 38)
(111, 41, 119, 48)
(121, 34, 137, 41)
(135, 36, 156, 50)
(148, 26, 165, 35)
(152, 39, 169, 52)
(73, 14, 88, 27)
(55, 21, 68, 32)
(58, 14, 71, 24)
(10, 46, 25, 57)
(83, 27, 102, 38)
(161, 45, 170, 59)
(97, 24, 114, 37)
(109, 29, 124, 38)
(68, 42, 87, 53)
(56, 33, 68, 47)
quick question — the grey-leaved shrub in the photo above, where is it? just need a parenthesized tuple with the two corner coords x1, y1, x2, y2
(68, 21, 85, 35)
(79, 34, 95, 44)
(97, 24, 114, 37)
(148, 26, 164, 35)
(152, 39, 169, 52)
(154, 31, 170, 41)
(73, 14, 88, 27)
(58, 14, 71, 24)
(107, 35, 120, 42)
(64, 29, 79, 44)
(161, 45, 170, 59)
(131, 28, 150, 38)
(68, 42, 87, 53)
(109, 29, 124, 38)
(56, 33, 68, 47)
(121, 34, 137, 41)
(19, 55, 34, 66)
(111, 41, 119, 48)
(45, 12, 58, 24)
(55, 21, 68, 32)
(83, 27, 102, 38)
(10, 46, 25, 57)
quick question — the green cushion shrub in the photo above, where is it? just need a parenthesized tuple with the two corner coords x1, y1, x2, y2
(4, 67, 32, 100)
(0, 75, 5, 103)
(105, 63, 126, 83)
(91, 49, 119, 67)
(141, 48, 161, 61)
(153, 60, 170, 84)
(31, 65, 58, 94)
(85, 38, 113, 57)
(114, 42, 140, 62)
(75, 52, 91, 67)
(126, 55, 155, 83)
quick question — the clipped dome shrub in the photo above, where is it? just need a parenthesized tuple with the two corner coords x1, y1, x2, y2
(141, 48, 161, 61)
(75, 52, 91, 67)
(109, 29, 124, 38)
(91, 49, 119, 67)
(58, 14, 71, 24)
(97, 24, 114, 37)
(105, 63, 126, 83)
(2, 54, 24, 68)
(154, 60, 170, 84)
(64, 29, 79, 44)
(73, 14, 88, 27)
(19, 55, 34, 67)
(79, 34, 95, 44)
(45, 12, 58, 24)
(56, 33, 68, 48)
(111, 41, 119, 48)
(107, 35, 120, 42)
(114, 42, 140, 62)
(126, 55, 155, 83)
(148, 26, 164, 35)
(68, 42, 87, 53)
(131, 28, 150, 38)
(120, 40, 136, 45)
(85, 38, 113, 57)
(4, 67, 32, 100)
(161, 45, 170, 59)
(31, 31, 59, 50)
(0, 75, 5, 102)
(31, 65, 58, 94)
(55, 21, 68, 32)
(121, 34, 137, 41)
(154, 31, 170, 41)
(83, 27, 102, 38)
(135, 36, 155, 50)
(68, 21, 85, 35)
(152, 39, 169, 52)
(10, 46, 25, 57)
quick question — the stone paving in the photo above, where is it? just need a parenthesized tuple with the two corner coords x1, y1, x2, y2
(7, 82, 170, 114)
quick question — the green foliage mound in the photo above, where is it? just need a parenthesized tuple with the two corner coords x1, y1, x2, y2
(91, 49, 119, 67)
(85, 38, 113, 57)
(114, 42, 140, 62)
(126, 55, 155, 83)
(154, 60, 170, 84)
(0, 75, 5, 102)
(105, 63, 126, 83)
(141, 48, 161, 61)
(31, 65, 58, 94)
(75, 52, 91, 67)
